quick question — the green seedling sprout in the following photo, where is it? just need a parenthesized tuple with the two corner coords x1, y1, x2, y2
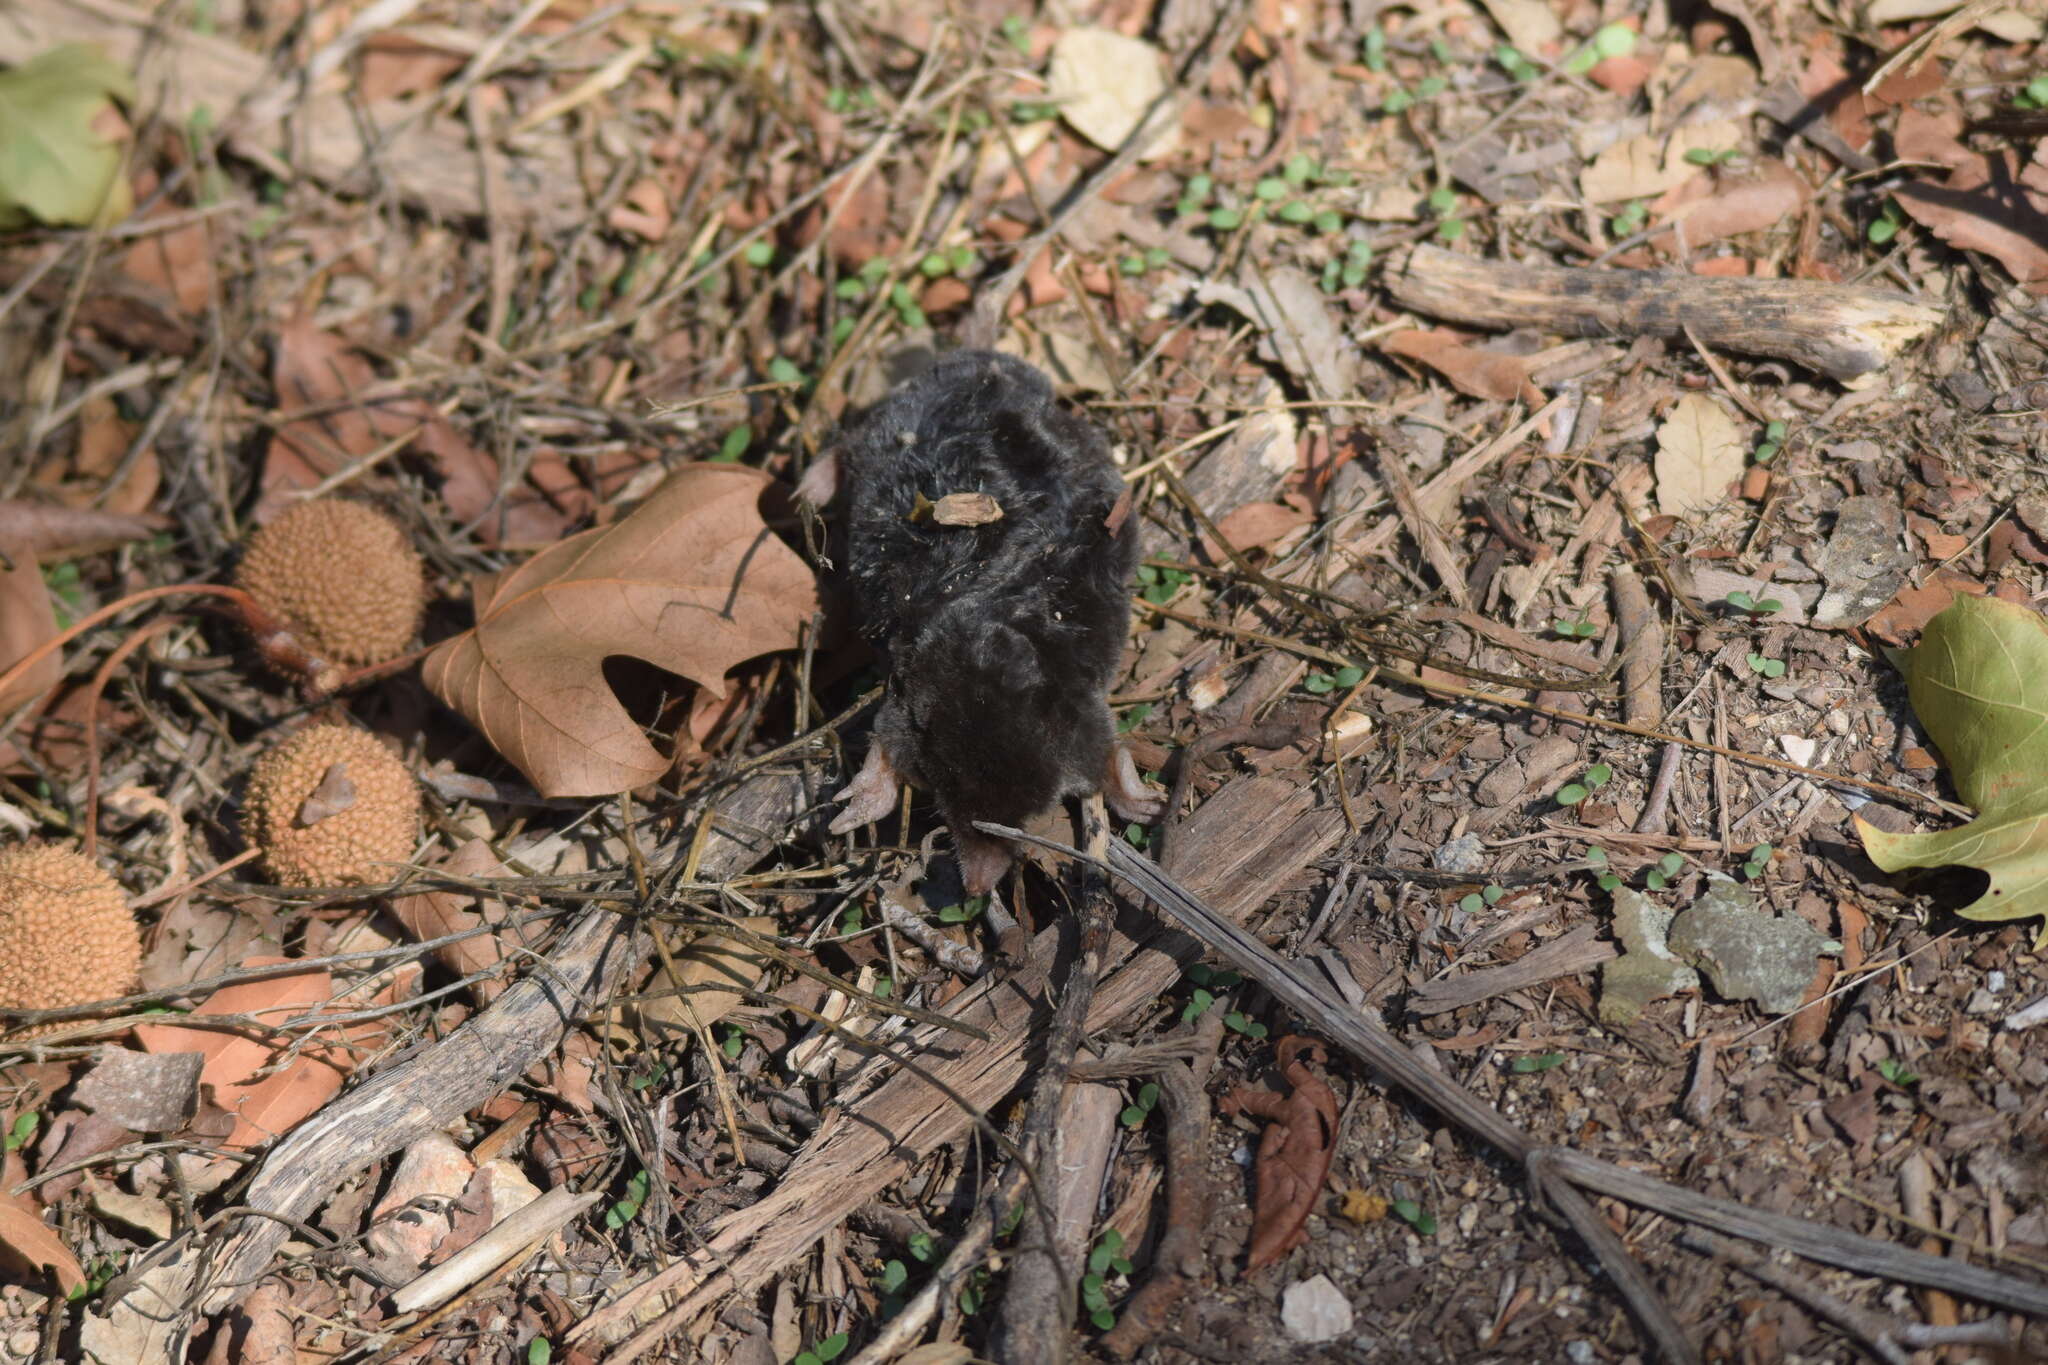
(1121, 1081, 1160, 1128)
(1724, 590, 1784, 616)
(1555, 762, 1612, 807)
(1303, 664, 1366, 694)
(1644, 851, 1684, 891)
(1458, 883, 1506, 914)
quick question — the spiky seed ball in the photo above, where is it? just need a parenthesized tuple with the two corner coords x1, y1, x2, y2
(245, 725, 420, 888)
(0, 843, 140, 1030)
(236, 500, 425, 667)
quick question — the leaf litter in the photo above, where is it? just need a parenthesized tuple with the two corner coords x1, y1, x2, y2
(1, 0, 2046, 1360)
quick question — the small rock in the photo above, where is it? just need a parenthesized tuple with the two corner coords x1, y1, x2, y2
(1433, 832, 1486, 874)
(1811, 496, 1914, 628)
(1280, 1274, 1354, 1343)
(1599, 886, 1700, 1026)
(1669, 875, 1835, 1014)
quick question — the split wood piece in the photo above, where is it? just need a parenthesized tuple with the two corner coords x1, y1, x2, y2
(991, 796, 1120, 1363)
(391, 1185, 602, 1315)
(4, 0, 586, 231)
(1073, 1053, 1211, 1361)
(1376, 440, 1472, 608)
(1611, 565, 1666, 729)
(1408, 922, 1618, 1017)
(1000, 828, 2048, 1360)
(1386, 244, 1940, 385)
(110, 770, 818, 1338)
(572, 775, 1345, 1360)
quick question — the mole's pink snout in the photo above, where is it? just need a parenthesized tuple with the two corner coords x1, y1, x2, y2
(954, 827, 1015, 898)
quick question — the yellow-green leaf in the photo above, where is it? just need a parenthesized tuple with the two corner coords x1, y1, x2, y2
(0, 44, 135, 230)
(1855, 596, 2048, 944)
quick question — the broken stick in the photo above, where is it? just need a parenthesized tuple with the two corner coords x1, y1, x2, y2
(1385, 243, 1940, 385)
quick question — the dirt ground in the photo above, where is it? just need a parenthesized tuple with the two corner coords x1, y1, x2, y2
(2, 0, 2047, 1362)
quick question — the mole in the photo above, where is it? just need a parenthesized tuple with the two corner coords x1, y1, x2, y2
(799, 349, 1164, 895)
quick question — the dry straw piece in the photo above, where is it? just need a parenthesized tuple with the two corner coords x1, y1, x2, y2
(245, 725, 421, 887)
(236, 499, 425, 667)
(0, 843, 141, 1029)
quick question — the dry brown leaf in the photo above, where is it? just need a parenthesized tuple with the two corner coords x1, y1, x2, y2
(0, 499, 168, 560)
(1204, 498, 1315, 559)
(214, 1279, 298, 1365)
(1650, 158, 1810, 252)
(1381, 328, 1542, 402)
(262, 317, 576, 543)
(0, 539, 61, 713)
(1798, 48, 1871, 151)
(1865, 569, 1988, 644)
(1581, 118, 1743, 203)
(134, 960, 349, 1150)
(117, 174, 214, 316)
(423, 465, 818, 797)
(33, 395, 162, 517)
(357, 31, 466, 102)
(1895, 134, 2048, 292)
(0, 1194, 84, 1294)
(640, 916, 777, 1037)
(1477, 0, 1561, 56)
(390, 838, 533, 1002)
(1653, 394, 1744, 516)
(1047, 28, 1176, 161)
(1222, 1036, 1339, 1272)
(607, 177, 672, 242)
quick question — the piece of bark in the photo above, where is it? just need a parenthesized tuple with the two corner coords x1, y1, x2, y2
(1611, 566, 1665, 728)
(574, 776, 1346, 1359)
(1409, 923, 1618, 1016)
(111, 770, 818, 1338)
(1385, 244, 1938, 385)
(4, 0, 586, 231)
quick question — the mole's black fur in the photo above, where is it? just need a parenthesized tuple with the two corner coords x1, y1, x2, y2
(818, 349, 1149, 891)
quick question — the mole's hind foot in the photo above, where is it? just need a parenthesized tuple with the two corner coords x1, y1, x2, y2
(1104, 740, 1166, 823)
(828, 741, 901, 834)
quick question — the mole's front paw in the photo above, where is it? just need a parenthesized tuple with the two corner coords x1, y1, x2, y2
(827, 741, 901, 834)
(795, 450, 842, 507)
(1103, 740, 1166, 823)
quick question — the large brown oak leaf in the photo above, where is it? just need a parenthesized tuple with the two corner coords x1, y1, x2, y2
(425, 465, 818, 796)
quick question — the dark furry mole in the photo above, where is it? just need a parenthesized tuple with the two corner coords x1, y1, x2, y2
(800, 349, 1163, 894)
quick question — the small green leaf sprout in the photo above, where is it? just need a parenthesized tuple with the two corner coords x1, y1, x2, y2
(1555, 762, 1613, 807)
(1753, 419, 1788, 464)
(1586, 845, 1621, 893)
(1303, 664, 1366, 694)
(1644, 851, 1684, 891)
(1458, 883, 1506, 914)
(1741, 842, 1774, 881)
(1121, 1081, 1160, 1128)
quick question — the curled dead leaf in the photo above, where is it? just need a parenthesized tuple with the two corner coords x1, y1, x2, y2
(423, 465, 818, 797)
(1222, 1035, 1339, 1272)
(0, 539, 62, 713)
(1381, 329, 1542, 403)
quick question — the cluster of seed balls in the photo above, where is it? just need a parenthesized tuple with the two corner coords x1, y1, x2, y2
(2, 500, 427, 1032)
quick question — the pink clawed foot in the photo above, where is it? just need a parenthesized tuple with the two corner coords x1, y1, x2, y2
(796, 451, 842, 507)
(828, 741, 902, 834)
(1104, 740, 1165, 823)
